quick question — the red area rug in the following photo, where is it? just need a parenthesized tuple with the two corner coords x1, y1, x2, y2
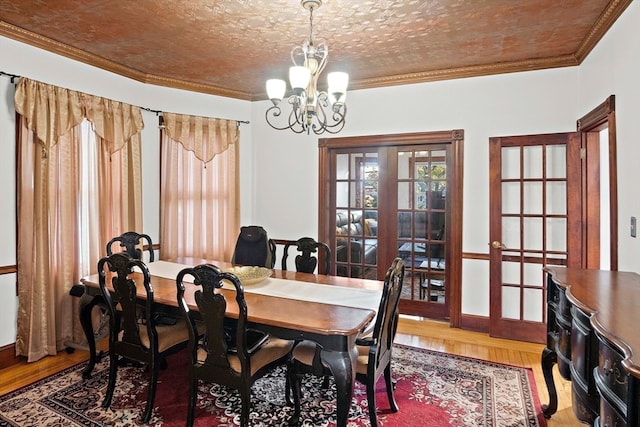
(0, 344, 547, 426)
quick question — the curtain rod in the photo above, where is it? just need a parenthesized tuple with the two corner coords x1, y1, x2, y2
(0, 71, 20, 82)
(0, 71, 250, 125)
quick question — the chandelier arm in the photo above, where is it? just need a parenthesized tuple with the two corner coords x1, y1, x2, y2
(266, 105, 293, 131)
(265, 105, 305, 133)
(330, 104, 346, 123)
(291, 45, 305, 66)
(291, 102, 306, 126)
(320, 105, 347, 134)
(317, 91, 330, 108)
(289, 108, 306, 134)
(310, 109, 327, 135)
(315, 41, 329, 76)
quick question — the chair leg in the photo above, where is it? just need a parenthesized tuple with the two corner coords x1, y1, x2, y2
(285, 361, 292, 405)
(366, 378, 378, 427)
(186, 377, 198, 427)
(240, 387, 251, 427)
(142, 362, 159, 423)
(384, 364, 399, 412)
(159, 355, 168, 370)
(102, 352, 118, 408)
(287, 363, 302, 426)
(321, 375, 331, 389)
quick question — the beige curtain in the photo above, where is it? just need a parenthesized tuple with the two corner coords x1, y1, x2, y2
(14, 78, 143, 362)
(160, 112, 239, 262)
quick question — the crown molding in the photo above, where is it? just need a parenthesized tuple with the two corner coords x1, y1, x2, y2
(0, 22, 254, 100)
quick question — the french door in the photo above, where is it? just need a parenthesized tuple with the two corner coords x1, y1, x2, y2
(319, 131, 463, 323)
(488, 132, 582, 343)
(396, 145, 451, 320)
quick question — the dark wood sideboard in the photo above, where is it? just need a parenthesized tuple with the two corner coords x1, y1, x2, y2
(542, 267, 640, 426)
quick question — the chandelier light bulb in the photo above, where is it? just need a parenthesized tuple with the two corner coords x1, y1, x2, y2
(328, 71, 349, 101)
(289, 66, 311, 95)
(266, 79, 286, 105)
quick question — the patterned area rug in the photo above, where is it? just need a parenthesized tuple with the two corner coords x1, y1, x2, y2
(0, 344, 547, 426)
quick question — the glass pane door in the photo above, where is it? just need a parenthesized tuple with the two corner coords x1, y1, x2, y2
(489, 133, 580, 343)
(334, 151, 379, 279)
(397, 147, 449, 319)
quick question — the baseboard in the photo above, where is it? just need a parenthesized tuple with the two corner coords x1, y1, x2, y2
(0, 343, 21, 369)
(460, 314, 489, 333)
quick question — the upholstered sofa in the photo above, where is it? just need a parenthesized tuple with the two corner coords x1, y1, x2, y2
(335, 211, 377, 276)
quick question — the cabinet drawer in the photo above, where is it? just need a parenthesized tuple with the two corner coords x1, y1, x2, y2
(595, 335, 629, 418)
(571, 306, 592, 385)
(557, 286, 572, 325)
(556, 327, 572, 379)
(599, 391, 627, 427)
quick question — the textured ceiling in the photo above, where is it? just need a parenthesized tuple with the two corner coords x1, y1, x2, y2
(0, 0, 632, 101)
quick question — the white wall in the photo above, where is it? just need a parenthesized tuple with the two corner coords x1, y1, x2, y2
(1, 0, 639, 346)
(575, 0, 640, 271)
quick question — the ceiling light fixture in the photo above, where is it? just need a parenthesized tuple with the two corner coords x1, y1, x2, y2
(265, 0, 348, 135)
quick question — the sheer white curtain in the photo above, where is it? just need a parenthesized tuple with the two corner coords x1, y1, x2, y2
(160, 112, 239, 261)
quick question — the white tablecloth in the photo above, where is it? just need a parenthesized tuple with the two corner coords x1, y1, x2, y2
(147, 260, 382, 313)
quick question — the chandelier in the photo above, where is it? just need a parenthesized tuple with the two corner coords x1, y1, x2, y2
(265, 0, 348, 135)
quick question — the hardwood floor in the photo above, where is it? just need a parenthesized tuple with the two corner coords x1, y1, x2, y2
(0, 316, 580, 426)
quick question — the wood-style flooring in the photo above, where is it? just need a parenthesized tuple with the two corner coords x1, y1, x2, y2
(0, 316, 580, 426)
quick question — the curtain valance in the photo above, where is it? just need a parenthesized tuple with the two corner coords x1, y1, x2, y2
(14, 78, 144, 154)
(162, 112, 238, 164)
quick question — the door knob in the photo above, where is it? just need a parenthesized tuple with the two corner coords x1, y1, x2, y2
(491, 241, 507, 249)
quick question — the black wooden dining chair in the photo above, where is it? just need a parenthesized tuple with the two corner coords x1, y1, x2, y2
(274, 237, 332, 275)
(97, 253, 190, 423)
(287, 257, 405, 427)
(106, 231, 155, 262)
(65, 232, 156, 356)
(176, 263, 294, 427)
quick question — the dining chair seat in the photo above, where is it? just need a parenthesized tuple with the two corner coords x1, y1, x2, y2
(290, 340, 373, 377)
(196, 337, 292, 375)
(116, 319, 190, 352)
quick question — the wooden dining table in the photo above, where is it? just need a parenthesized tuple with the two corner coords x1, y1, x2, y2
(79, 258, 383, 427)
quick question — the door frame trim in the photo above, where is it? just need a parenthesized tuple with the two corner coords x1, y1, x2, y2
(577, 95, 617, 270)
